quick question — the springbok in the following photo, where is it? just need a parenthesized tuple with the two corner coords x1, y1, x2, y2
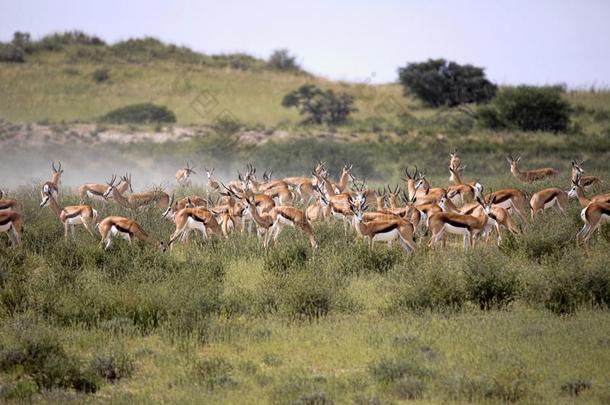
(162, 194, 210, 220)
(0, 211, 23, 247)
(175, 162, 196, 187)
(576, 202, 610, 246)
(348, 195, 416, 253)
(168, 203, 224, 247)
(0, 190, 21, 214)
(104, 175, 170, 210)
(507, 155, 559, 183)
(40, 188, 98, 239)
(428, 196, 493, 250)
(570, 160, 601, 189)
(79, 175, 132, 204)
(529, 187, 568, 219)
(97, 216, 165, 251)
(41, 161, 63, 200)
(568, 177, 610, 207)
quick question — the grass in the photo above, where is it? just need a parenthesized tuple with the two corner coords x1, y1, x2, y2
(1, 175, 609, 402)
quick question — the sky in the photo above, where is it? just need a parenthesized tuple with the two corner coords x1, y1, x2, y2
(1, 0, 609, 87)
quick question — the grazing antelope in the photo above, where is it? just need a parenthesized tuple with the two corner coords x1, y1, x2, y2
(0, 211, 23, 247)
(0, 190, 21, 214)
(162, 194, 209, 220)
(348, 196, 416, 252)
(576, 202, 610, 246)
(529, 187, 568, 219)
(41, 161, 63, 200)
(175, 162, 196, 187)
(97, 216, 165, 251)
(104, 175, 170, 210)
(428, 196, 493, 250)
(507, 155, 559, 183)
(568, 177, 610, 208)
(168, 204, 224, 247)
(40, 188, 98, 239)
(570, 160, 601, 189)
(79, 175, 132, 204)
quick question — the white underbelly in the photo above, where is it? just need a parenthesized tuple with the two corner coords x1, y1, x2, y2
(0, 207, 11, 214)
(66, 216, 83, 225)
(278, 216, 294, 226)
(87, 191, 107, 201)
(187, 216, 206, 231)
(543, 198, 557, 209)
(0, 222, 13, 232)
(110, 226, 131, 240)
(495, 200, 512, 210)
(443, 223, 470, 235)
(372, 229, 399, 242)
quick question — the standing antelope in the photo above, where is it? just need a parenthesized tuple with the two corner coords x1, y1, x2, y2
(576, 202, 610, 246)
(0, 190, 21, 214)
(428, 197, 493, 250)
(476, 187, 529, 222)
(97, 216, 165, 251)
(570, 160, 601, 189)
(176, 162, 196, 187)
(40, 188, 98, 239)
(104, 175, 170, 210)
(168, 204, 224, 247)
(79, 174, 132, 204)
(442, 191, 520, 245)
(568, 177, 610, 207)
(162, 194, 209, 220)
(41, 161, 63, 200)
(205, 167, 220, 193)
(348, 196, 416, 253)
(449, 150, 461, 172)
(507, 155, 559, 183)
(529, 187, 568, 219)
(0, 211, 23, 247)
(446, 165, 481, 206)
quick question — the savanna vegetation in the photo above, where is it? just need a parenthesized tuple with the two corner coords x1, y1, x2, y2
(1, 30, 610, 404)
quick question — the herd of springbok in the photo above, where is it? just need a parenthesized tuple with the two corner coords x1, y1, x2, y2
(1, 153, 609, 251)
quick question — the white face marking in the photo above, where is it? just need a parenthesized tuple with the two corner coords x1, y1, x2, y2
(568, 187, 577, 198)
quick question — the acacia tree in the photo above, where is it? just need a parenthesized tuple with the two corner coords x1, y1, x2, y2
(398, 59, 497, 107)
(282, 84, 357, 125)
(268, 49, 300, 71)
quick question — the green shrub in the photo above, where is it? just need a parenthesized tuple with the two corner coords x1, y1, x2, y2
(92, 68, 110, 83)
(463, 250, 519, 310)
(268, 48, 301, 71)
(282, 84, 357, 125)
(560, 379, 591, 397)
(0, 43, 25, 63)
(398, 58, 497, 107)
(211, 115, 242, 136)
(90, 351, 135, 382)
(0, 318, 98, 393)
(393, 376, 426, 400)
(368, 357, 430, 384)
(477, 86, 571, 132)
(100, 103, 176, 124)
(390, 255, 466, 312)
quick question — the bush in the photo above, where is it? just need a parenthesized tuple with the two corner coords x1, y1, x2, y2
(0, 43, 25, 63)
(282, 84, 357, 125)
(92, 68, 110, 83)
(193, 356, 236, 391)
(211, 115, 242, 136)
(90, 352, 135, 382)
(560, 379, 591, 397)
(463, 250, 519, 310)
(100, 103, 177, 124)
(477, 86, 571, 132)
(268, 48, 300, 71)
(398, 58, 497, 107)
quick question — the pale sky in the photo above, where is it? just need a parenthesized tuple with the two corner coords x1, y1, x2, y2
(1, 0, 609, 87)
